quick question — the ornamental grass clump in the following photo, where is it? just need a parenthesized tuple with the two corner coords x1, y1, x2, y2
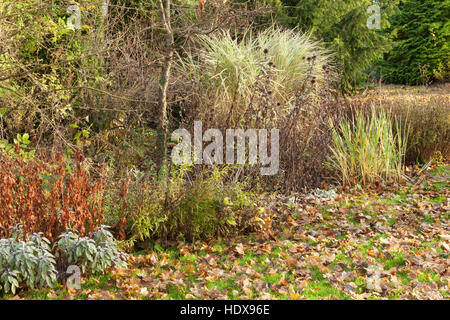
(328, 107, 408, 186)
(179, 27, 333, 126)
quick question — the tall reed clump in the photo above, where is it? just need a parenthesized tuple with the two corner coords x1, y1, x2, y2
(346, 85, 450, 164)
(327, 107, 409, 186)
(179, 27, 333, 127)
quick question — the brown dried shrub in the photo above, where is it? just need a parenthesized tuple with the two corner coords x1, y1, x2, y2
(0, 150, 105, 241)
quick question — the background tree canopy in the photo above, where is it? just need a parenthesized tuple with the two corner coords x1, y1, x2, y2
(280, 0, 400, 91)
(380, 0, 450, 85)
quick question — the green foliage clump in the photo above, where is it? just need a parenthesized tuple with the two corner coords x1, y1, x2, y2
(130, 166, 261, 242)
(327, 107, 408, 185)
(0, 226, 57, 295)
(0, 0, 110, 142)
(0, 225, 127, 295)
(381, 0, 450, 85)
(0, 133, 35, 160)
(56, 225, 128, 274)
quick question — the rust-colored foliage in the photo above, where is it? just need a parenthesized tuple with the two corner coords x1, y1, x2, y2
(0, 150, 104, 241)
(116, 177, 131, 240)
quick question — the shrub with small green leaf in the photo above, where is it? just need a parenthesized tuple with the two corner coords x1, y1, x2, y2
(0, 133, 35, 160)
(0, 224, 127, 295)
(0, 225, 57, 295)
(130, 166, 260, 242)
(327, 107, 408, 185)
(55, 226, 128, 274)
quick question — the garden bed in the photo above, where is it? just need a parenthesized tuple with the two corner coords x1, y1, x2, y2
(10, 164, 448, 300)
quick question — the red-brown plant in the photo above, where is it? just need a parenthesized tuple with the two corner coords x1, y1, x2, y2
(0, 149, 104, 241)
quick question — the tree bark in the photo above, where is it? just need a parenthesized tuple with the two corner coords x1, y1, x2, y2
(156, 0, 175, 173)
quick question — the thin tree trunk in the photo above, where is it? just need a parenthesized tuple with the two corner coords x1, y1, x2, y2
(156, 0, 174, 173)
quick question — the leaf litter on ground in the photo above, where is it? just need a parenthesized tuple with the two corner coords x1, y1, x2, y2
(12, 164, 449, 300)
